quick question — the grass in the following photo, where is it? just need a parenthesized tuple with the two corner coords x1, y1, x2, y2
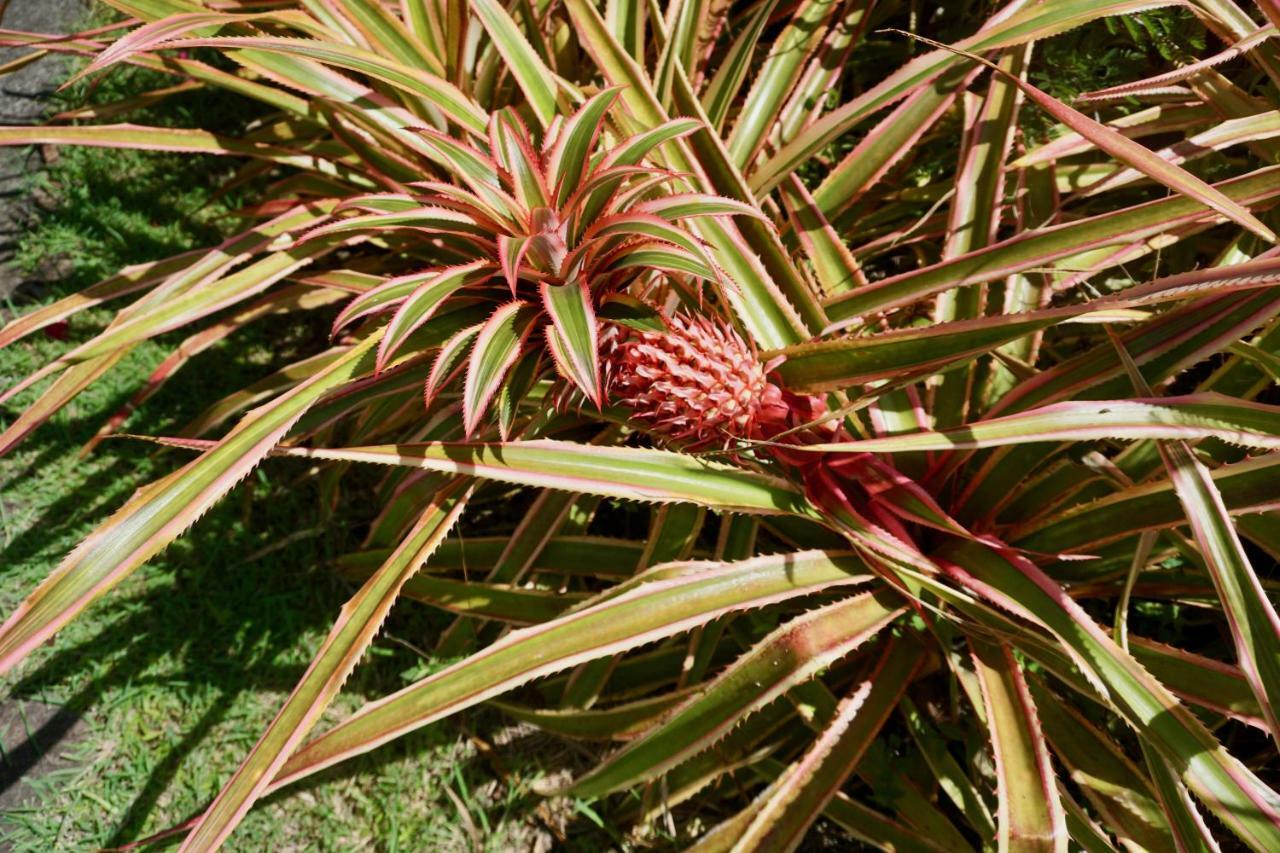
(0, 37, 606, 853)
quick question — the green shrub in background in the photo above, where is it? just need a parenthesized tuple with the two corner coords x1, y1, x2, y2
(2, 1, 1280, 850)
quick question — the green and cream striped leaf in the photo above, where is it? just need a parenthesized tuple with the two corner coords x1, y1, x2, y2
(1158, 441, 1280, 741)
(266, 550, 875, 792)
(752, 0, 1180, 193)
(938, 540, 1280, 850)
(0, 336, 380, 674)
(463, 301, 539, 436)
(541, 281, 602, 406)
(470, 0, 560, 129)
(795, 395, 1280, 453)
(377, 262, 496, 373)
(180, 478, 472, 851)
(150, 437, 814, 515)
(1029, 676, 1172, 852)
(969, 637, 1066, 853)
(570, 586, 906, 797)
(728, 639, 923, 853)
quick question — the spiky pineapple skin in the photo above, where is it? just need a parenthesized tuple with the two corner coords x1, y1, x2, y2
(604, 314, 786, 450)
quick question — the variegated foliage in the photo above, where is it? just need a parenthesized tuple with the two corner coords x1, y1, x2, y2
(2, 0, 1280, 850)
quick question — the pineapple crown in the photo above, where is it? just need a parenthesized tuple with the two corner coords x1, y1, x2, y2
(310, 88, 763, 435)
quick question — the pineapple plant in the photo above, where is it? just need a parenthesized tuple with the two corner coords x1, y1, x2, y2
(0, 1, 1279, 850)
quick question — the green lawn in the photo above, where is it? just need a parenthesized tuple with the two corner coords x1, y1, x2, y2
(0, 55, 605, 853)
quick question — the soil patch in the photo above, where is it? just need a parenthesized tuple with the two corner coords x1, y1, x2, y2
(0, 0, 91, 298)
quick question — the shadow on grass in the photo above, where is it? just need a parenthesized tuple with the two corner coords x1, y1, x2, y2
(0, 322, 613, 849)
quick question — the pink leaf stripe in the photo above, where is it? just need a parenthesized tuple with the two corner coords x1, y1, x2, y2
(732, 639, 924, 852)
(0, 336, 381, 674)
(791, 394, 1280, 452)
(884, 29, 1275, 243)
(179, 478, 473, 851)
(1076, 26, 1277, 102)
(134, 437, 813, 515)
(264, 550, 875, 793)
(970, 637, 1065, 852)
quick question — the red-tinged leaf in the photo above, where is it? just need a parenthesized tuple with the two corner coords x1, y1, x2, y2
(564, 165, 671, 239)
(410, 180, 517, 233)
(152, 438, 812, 515)
(778, 176, 865, 297)
(1131, 636, 1268, 731)
(0, 123, 298, 158)
(46, 239, 342, 369)
(1076, 26, 1277, 103)
(804, 784, 956, 853)
(179, 478, 472, 852)
(343, 569, 586, 624)
(376, 262, 496, 372)
(1159, 440, 1280, 742)
(724, 0, 842, 170)
(794, 394, 1280, 453)
(811, 65, 974, 223)
(562, 0, 816, 347)
(1028, 676, 1176, 852)
(570, 587, 907, 798)
(597, 294, 667, 333)
(1013, 452, 1280, 556)
(890, 29, 1276, 243)
(1013, 103, 1216, 168)
(1105, 332, 1280, 744)
(158, 35, 489, 134)
(411, 127, 512, 210)
(936, 539, 1280, 850)
(633, 193, 769, 222)
(85, 285, 346, 454)
(303, 205, 495, 241)
(988, 292, 1280, 434)
(752, 0, 1211, 194)
(541, 281, 601, 406)
(824, 162, 1280, 326)
(489, 109, 549, 210)
(900, 696, 998, 841)
(422, 323, 481, 409)
(0, 251, 203, 349)
(0, 353, 126, 457)
(182, 349, 349, 439)
(970, 637, 1066, 853)
(69, 10, 322, 84)
(265, 550, 874, 794)
(463, 301, 540, 436)
(332, 276, 422, 335)
(700, 0, 779, 131)
(790, 256, 1280, 390)
(490, 691, 691, 741)
(547, 87, 620, 207)
(598, 117, 702, 170)
(1, 203, 332, 447)
(574, 212, 717, 279)
(729, 639, 924, 853)
(604, 243, 720, 281)
(0, 336, 380, 674)
(1079, 111, 1280, 201)
(498, 234, 531, 295)
(495, 348, 542, 440)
